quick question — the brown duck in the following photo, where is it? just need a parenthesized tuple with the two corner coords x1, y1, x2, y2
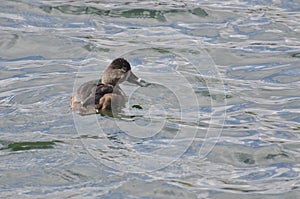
(70, 58, 149, 114)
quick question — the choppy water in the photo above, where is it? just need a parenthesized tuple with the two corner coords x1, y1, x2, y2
(1, 0, 300, 198)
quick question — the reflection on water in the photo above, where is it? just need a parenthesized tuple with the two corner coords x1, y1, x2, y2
(40, 5, 208, 22)
(1, 0, 300, 198)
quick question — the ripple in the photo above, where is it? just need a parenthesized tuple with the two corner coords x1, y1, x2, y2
(0, 34, 18, 50)
(40, 5, 208, 23)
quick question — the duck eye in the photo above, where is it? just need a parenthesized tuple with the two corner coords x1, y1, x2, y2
(121, 67, 127, 73)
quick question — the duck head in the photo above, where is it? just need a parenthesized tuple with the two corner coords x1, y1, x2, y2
(101, 58, 149, 87)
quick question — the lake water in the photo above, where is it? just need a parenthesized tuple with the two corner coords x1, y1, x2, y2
(1, 0, 300, 198)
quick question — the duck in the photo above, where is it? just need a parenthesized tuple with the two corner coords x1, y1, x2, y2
(70, 58, 149, 114)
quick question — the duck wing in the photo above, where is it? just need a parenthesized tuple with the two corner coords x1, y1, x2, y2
(73, 80, 114, 108)
(94, 83, 114, 104)
(73, 80, 97, 107)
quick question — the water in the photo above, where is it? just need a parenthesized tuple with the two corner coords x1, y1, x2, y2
(1, 0, 300, 198)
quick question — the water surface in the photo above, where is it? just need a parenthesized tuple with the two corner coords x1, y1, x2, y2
(1, 0, 300, 198)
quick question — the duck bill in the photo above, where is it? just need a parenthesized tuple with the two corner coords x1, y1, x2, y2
(127, 70, 149, 87)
